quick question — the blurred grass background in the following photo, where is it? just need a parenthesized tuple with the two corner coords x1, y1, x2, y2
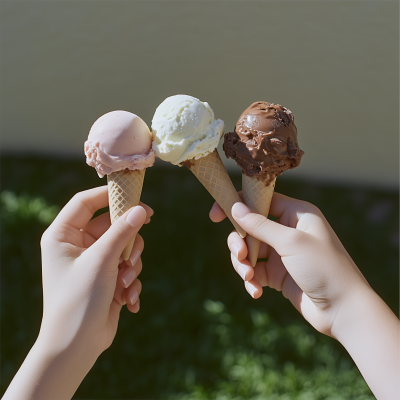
(1, 155, 398, 399)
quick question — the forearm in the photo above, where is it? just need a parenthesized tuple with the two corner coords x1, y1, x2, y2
(3, 336, 96, 400)
(332, 286, 400, 400)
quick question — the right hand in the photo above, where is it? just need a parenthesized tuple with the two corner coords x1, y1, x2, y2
(209, 193, 371, 337)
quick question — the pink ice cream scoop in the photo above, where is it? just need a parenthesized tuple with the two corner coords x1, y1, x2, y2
(84, 110, 155, 177)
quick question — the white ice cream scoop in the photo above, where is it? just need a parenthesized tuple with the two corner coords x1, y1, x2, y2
(151, 94, 246, 238)
(151, 95, 224, 165)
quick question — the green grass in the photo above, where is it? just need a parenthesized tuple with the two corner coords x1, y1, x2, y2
(1, 155, 398, 399)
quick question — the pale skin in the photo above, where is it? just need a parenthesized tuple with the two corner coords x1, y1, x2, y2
(3, 186, 153, 400)
(3, 189, 399, 400)
(210, 193, 400, 400)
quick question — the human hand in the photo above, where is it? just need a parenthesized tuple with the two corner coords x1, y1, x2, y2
(210, 192, 369, 337)
(39, 185, 153, 356)
(210, 192, 400, 399)
(4, 186, 154, 400)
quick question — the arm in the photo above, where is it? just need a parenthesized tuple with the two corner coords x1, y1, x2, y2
(210, 194, 399, 399)
(332, 285, 399, 400)
(3, 337, 97, 400)
(3, 186, 153, 400)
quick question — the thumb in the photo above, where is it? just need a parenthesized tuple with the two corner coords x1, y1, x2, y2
(91, 206, 147, 263)
(232, 202, 301, 256)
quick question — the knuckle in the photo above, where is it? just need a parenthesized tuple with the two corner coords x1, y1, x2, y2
(72, 191, 86, 203)
(286, 228, 306, 246)
(300, 200, 321, 215)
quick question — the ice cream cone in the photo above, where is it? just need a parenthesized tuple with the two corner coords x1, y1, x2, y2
(108, 168, 145, 260)
(242, 174, 276, 267)
(186, 149, 246, 238)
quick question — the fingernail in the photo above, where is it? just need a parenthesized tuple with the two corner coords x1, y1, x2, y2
(237, 264, 247, 281)
(129, 290, 139, 305)
(231, 242, 240, 259)
(126, 207, 146, 227)
(232, 202, 250, 219)
(122, 269, 136, 288)
(129, 249, 141, 267)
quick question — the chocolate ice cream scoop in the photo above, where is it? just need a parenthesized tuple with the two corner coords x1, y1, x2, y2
(224, 101, 304, 185)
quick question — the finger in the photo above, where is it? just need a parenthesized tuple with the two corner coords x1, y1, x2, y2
(269, 193, 319, 231)
(209, 191, 244, 223)
(52, 186, 108, 230)
(113, 280, 127, 306)
(209, 201, 226, 222)
(282, 273, 303, 313)
(125, 234, 144, 268)
(263, 248, 288, 290)
(258, 241, 269, 259)
(125, 279, 142, 306)
(253, 263, 268, 287)
(127, 298, 140, 313)
(231, 253, 254, 281)
(139, 202, 154, 218)
(84, 204, 152, 242)
(118, 257, 143, 288)
(89, 206, 147, 265)
(245, 278, 263, 299)
(253, 248, 283, 288)
(81, 229, 97, 249)
(227, 231, 248, 261)
(108, 298, 123, 328)
(114, 234, 144, 270)
(83, 212, 111, 240)
(253, 248, 286, 290)
(268, 192, 302, 219)
(232, 202, 307, 256)
(83, 217, 149, 252)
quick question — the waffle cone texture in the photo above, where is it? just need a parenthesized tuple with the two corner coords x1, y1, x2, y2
(108, 168, 145, 260)
(242, 174, 276, 267)
(187, 150, 246, 238)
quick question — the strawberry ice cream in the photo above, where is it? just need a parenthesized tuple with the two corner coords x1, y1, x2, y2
(84, 110, 155, 178)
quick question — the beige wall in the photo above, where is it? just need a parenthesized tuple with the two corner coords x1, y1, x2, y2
(1, 1, 398, 188)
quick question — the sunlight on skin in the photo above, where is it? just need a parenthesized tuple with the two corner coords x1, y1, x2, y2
(209, 193, 400, 400)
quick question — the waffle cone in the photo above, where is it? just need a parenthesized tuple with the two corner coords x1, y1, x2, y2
(186, 149, 246, 238)
(108, 168, 145, 260)
(242, 174, 276, 267)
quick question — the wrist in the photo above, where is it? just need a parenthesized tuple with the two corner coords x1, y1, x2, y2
(3, 335, 97, 400)
(330, 283, 400, 399)
(34, 329, 99, 377)
(26, 335, 97, 400)
(330, 282, 374, 342)
(37, 316, 103, 364)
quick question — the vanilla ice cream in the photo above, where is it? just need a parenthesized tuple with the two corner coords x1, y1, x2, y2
(151, 95, 224, 165)
(84, 110, 155, 178)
